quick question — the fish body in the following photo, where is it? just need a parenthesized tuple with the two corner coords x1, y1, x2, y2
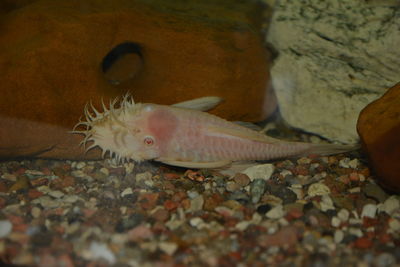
(74, 96, 358, 168)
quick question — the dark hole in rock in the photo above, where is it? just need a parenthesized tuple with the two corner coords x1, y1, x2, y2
(101, 42, 143, 85)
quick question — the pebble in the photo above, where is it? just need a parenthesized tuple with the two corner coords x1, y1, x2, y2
(189, 195, 204, 212)
(75, 162, 86, 170)
(159, 242, 178, 255)
(121, 188, 133, 197)
(334, 230, 344, 243)
(31, 207, 41, 218)
(388, 219, 400, 232)
(320, 195, 335, 212)
(335, 208, 348, 220)
(308, 183, 331, 197)
(250, 179, 266, 204)
(233, 173, 250, 187)
(339, 158, 351, 168)
(363, 183, 388, 203)
(361, 204, 377, 218)
(86, 241, 116, 264)
(48, 190, 65, 198)
(265, 205, 285, 219)
(135, 172, 152, 183)
(267, 185, 297, 204)
(241, 164, 275, 182)
(0, 220, 12, 238)
(331, 217, 341, 228)
(379, 196, 400, 215)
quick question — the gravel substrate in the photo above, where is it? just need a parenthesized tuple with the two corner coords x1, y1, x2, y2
(0, 153, 399, 266)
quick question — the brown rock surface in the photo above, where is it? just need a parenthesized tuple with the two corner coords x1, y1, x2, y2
(0, 0, 275, 160)
(357, 82, 400, 192)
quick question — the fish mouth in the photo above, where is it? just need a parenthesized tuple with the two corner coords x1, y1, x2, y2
(70, 94, 139, 163)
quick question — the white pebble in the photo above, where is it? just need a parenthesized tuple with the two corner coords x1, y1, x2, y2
(63, 195, 79, 203)
(31, 207, 41, 218)
(189, 217, 204, 228)
(265, 205, 285, 219)
(320, 195, 335, 212)
(87, 241, 116, 264)
(361, 203, 377, 218)
(337, 209, 350, 222)
(135, 172, 152, 183)
(331, 216, 341, 228)
(379, 196, 400, 215)
(389, 219, 400, 232)
(76, 162, 86, 169)
(348, 228, 363, 237)
(334, 230, 344, 243)
(235, 221, 251, 231)
(48, 190, 65, 198)
(280, 170, 292, 178)
(0, 220, 12, 238)
(241, 164, 275, 182)
(158, 242, 178, 255)
(124, 162, 135, 174)
(99, 168, 110, 176)
(307, 183, 331, 197)
(339, 158, 350, 168)
(121, 188, 133, 197)
(348, 159, 359, 169)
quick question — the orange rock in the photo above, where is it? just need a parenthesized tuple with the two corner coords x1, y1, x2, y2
(357, 82, 400, 192)
(0, 0, 275, 160)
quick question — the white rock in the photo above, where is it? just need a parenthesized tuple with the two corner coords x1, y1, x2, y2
(389, 219, 400, 232)
(189, 195, 204, 212)
(99, 167, 109, 176)
(235, 221, 251, 231)
(124, 162, 135, 174)
(86, 241, 116, 264)
(361, 203, 377, 218)
(135, 172, 152, 183)
(0, 220, 12, 238)
(339, 158, 351, 169)
(31, 207, 41, 218)
(266, 0, 400, 143)
(265, 205, 285, 219)
(348, 228, 363, 238)
(189, 217, 205, 228)
(48, 190, 65, 198)
(76, 162, 86, 169)
(121, 188, 133, 197)
(240, 164, 274, 182)
(159, 242, 178, 256)
(348, 159, 359, 169)
(320, 195, 335, 212)
(331, 216, 341, 228)
(379, 196, 400, 215)
(337, 209, 350, 222)
(334, 230, 344, 243)
(63, 195, 80, 203)
(307, 183, 331, 197)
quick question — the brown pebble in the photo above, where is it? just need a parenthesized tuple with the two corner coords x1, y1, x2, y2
(30, 177, 49, 187)
(353, 237, 373, 249)
(8, 176, 30, 192)
(233, 173, 250, 187)
(152, 208, 170, 222)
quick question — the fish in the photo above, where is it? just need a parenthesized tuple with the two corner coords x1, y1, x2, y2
(72, 95, 359, 168)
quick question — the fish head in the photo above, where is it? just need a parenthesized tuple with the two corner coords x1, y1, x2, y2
(74, 99, 161, 163)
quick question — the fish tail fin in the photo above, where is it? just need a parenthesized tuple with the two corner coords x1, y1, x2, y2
(305, 143, 361, 156)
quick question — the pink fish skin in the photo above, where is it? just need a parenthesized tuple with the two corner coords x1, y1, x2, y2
(73, 97, 358, 168)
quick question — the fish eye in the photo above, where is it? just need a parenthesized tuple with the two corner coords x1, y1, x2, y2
(143, 136, 155, 146)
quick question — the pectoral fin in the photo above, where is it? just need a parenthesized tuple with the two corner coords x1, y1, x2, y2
(156, 157, 231, 168)
(172, 96, 223, 111)
(207, 126, 282, 144)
